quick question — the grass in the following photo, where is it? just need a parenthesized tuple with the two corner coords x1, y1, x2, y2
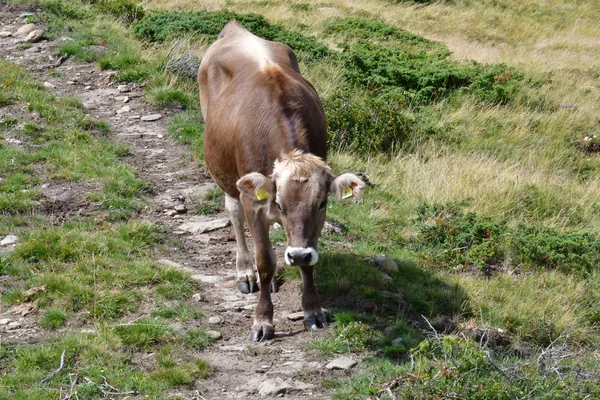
(3, 0, 600, 398)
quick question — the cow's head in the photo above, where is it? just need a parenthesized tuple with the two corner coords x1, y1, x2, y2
(237, 150, 364, 267)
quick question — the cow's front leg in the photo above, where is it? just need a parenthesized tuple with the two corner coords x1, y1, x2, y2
(243, 197, 276, 341)
(225, 194, 258, 294)
(299, 265, 327, 330)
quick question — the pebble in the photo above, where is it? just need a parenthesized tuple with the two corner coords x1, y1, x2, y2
(25, 29, 45, 43)
(0, 31, 12, 38)
(116, 105, 131, 114)
(192, 293, 205, 302)
(15, 24, 36, 36)
(286, 311, 304, 321)
(157, 258, 183, 269)
(208, 316, 222, 324)
(117, 84, 130, 93)
(0, 318, 10, 326)
(7, 321, 21, 330)
(174, 204, 187, 213)
(165, 210, 178, 217)
(178, 217, 231, 234)
(140, 114, 163, 122)
(325, 356, 358, 371)
(0, 235, 18, 246)
(392, 337, 403, 345)
(157, 134, 164, 139)
(115, 95, 130, 103)
(19, 12, 35, 18)
(128, 115, 141, 120)
(43, 81, 55, 89)
(258, 379, 294, 397)
(374, 255, 398, 274)
(85, 85, 92, 90)
(206, 330, 223, 340)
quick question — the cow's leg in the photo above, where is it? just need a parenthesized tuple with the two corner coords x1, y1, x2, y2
(242, 196, 276, 341)
(225, 194, 258, 294)
(299, 265, 327, 330)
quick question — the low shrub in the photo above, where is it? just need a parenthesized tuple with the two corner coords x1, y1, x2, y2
(132, 11, 329, 61)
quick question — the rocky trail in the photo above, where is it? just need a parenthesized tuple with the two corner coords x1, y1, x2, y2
(0, 7, 359, 399)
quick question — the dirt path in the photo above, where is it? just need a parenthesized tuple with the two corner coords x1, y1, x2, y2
(0, 8, 351, 399)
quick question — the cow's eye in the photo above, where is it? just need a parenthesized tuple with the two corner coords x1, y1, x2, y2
(319, 200, 327, 210)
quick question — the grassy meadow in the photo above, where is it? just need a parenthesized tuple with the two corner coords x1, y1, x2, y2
(2, 0, 600, 398)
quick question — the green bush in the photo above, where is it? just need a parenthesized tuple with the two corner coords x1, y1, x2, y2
(341, 41, 523, 104)
(131, 11, 329, 61)
(87, 0, 145, 24)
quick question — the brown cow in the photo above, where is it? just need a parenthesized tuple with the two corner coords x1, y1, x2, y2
(198, 20, 365, 341)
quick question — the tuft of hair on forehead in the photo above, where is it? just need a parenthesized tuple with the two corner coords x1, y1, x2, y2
(273, 149, 330, 180)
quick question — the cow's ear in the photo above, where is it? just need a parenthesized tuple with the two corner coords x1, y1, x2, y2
(237, 172, 272, 201)
(329, 173, 365, 200)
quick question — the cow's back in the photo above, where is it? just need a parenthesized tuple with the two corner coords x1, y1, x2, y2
(198, 21, 327, 198)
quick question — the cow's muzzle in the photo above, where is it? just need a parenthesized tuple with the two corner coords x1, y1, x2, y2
(284, 247, 318, 266)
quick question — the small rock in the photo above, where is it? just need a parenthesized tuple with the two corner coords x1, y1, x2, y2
(0, 318, 10, 326)
(84, 85, 92, 90)
(6, 138, 22, 145)
(392, 337, 403, 345)
(115, 95, 130, 103)
(191, 274, 224, 284)
(0, 235, 18, 246)
(116, 105, 130, 115)
(165, 210, 178, 217)
(208, 316, 222, 324)
(117, 84, 130, 93)
(19, 12, 35, 18)
(374, 255, 398, 274)
(157, 134, 164, 139)
(272, 222, 282, 230)
(157, 258, 182, 269)
(66, 80, 76, 85)
(286, 311, 304, 321)
(43, 81, 55, 89)
(258, 378, 294, 397)
(178, 217, 231, 234)
(141, 114, 163, 122)
(379, 271, 393, 283)
(15, 24, 36, 36)
(25, 29, 45, 43)
(206, 330, 222, 340)
(0, 31, 12, 38)
(174, 204, 187, 214)
(326, 356, 358, 371)
(192, 293, 205, 302)
(7, 321, 21, 330)
(81, 328, 96, 334)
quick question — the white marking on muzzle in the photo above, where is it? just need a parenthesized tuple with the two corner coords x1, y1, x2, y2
(284, 247, 318, 266)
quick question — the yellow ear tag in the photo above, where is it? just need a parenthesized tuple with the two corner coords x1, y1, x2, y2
(255, 188, 269, 201)
(342, 187, 353, 199)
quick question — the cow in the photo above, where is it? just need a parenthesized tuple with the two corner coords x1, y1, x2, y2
(198, 20, 365, 341)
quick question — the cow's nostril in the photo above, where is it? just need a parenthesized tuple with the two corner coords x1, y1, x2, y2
(287, 252, 295, 264)
(302, 252, 312, 265)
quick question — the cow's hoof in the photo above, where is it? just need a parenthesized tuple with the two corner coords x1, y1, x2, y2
(237, 279, 259, 294)
(304, 314, 327, 331)
(250, 328, 275, 342)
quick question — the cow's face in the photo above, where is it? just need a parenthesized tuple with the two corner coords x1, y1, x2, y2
(237, 151, 364, 267)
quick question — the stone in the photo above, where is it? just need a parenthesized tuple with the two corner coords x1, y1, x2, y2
(15, 24, 36, 36)
(286, 311, 304, 321)
(208, 316, 222, 324)
(25, 29, 45, 43)
(325, 356, 358, 371)
(174, 204, 187, 213)
(43, 81, 55, 89)
(140, 114, 163, 122)
(0, 318, 10, 326)
(84, 85, 92, 90)
(6, 138, 22, 145)
(258, 378, 294, 397)
(192, 293, 205, 302)
(0, 31, 12, 38)
(157, 259, 183, 269)
(115, 95, 130, 103)
(178, 217, 230, 234)
(7, 321, 21, 330)
(165, 210, 178, 217)
(116, 105, 130, 114)
(157, 134, 164, 139)
(392, 337, 403, 345)
(191, 274, 224, 284)
(117, 84, 130, 93)
(0, 235, 18, 246)
(206, 330, 222, 340)
(374, 255, 398, 274)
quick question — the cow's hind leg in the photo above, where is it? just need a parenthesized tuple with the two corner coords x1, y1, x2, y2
(242, 196, 276, 341)
(225, 194, 258, 294)
(299, 265, 327, 330)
